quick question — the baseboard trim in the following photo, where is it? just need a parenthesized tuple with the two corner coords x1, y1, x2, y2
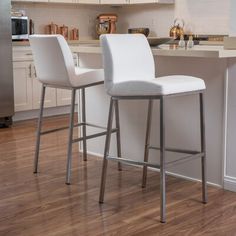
(224, 176, 236, 192)
(13, 105, 77, 122)
(84, 150, 222, 189)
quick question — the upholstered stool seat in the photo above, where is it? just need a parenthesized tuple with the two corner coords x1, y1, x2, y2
(107, 75, 206, 96)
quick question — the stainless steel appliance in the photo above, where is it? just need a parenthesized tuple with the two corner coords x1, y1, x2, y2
(0, 0, 14, 127)
(11, 16, 29, 40)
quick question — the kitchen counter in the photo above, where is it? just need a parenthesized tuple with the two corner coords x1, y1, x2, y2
(12, 41, 236, 192)
(13, 41, 236, 60)
(71, 43, 236, 58)
(74, 44, 236, 193)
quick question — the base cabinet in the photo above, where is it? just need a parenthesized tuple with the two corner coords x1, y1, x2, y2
(32, 78, 57, 109)
(13, 61, 33, 112)
(13, 60, 72, 112)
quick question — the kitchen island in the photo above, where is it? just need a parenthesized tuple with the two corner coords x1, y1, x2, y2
(72, 43, 236, 191)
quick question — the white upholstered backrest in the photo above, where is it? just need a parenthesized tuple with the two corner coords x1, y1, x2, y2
(29, 35, 75, 87)
(100, 34, 155, 92)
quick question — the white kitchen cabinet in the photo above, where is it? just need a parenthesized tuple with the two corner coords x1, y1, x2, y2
(13, 61, 33, 112)
(130, 0, 174, 3)
(31, 64, 57, 109)
(11, 0, 48, 2)
(77, 0, 99, 3)
(100, 0, 129, 4)
(48, 0, 75, 3)
(130, 0, 155, 3)
(13, 61, 57, 112)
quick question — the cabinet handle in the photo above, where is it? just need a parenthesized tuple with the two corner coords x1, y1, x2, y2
(34, 66, 37, 78)
(29, 64, 32, 78)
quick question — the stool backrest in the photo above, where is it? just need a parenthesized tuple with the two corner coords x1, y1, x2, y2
(100, 34, 155, 92)
(29, 35, 75, 88)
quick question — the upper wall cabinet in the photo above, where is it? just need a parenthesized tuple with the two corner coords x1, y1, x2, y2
(130, 0, 174, 3)
(100, 0, 129, 4)
(12, 0, 174, 4)
(78, 0, 99, 3)
(49, 0, 76, 3)
(12, 0, 48, 2)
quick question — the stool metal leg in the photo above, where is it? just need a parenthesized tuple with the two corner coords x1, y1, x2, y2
(160, 96, 166, 223)
(34, 84, 46, 173)
(66, 88, 76, 185)
(81, 88, 87, 161)
(142, 99, 153, 188)
(114, 100, 122, 171)
(99, 98, 115, 203)
(200, 92, 208, 204)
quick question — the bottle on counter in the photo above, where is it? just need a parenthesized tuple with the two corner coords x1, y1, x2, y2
(178, 34, 185, 48)
(187, 35, 194, 48)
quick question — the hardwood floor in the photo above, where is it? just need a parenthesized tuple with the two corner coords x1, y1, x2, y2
(1, 115, 236, 236)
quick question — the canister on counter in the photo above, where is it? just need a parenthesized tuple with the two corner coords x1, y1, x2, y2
(70, 28, 79, 40)
(60, 25, 69, 40)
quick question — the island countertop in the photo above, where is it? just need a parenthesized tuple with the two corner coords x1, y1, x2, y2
(13, 41, 236, 60)
(70, 44, 236, 58)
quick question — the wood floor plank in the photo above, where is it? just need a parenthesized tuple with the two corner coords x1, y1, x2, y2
(0, 115, 236, 235)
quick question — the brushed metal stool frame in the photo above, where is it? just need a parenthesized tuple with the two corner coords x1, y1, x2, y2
(34, 83, 121, 185)
(99, 91, 207, 223)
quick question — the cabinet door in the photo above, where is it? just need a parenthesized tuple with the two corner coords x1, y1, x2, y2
(78, 0, 99, 3)
(49, 0, 76, 3)
(130, 0, 174, 3)
(100, 0, 129, 4)
(11, 0, 48, 2)
(31, 64, 57, 109)
(13, 61, 33, 112)
(130, 0, 155, 3)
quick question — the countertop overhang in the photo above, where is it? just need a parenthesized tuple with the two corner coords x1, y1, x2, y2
(70, 44, 236, 58)
(12, 41, 236, 60)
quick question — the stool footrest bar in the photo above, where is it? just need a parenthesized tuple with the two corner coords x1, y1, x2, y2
(40, 123, 83, 135)
(85, 122, 108, 130)
(40, 122, 108, 136)
(106, 152, 204, 169)
(165, 152, 204, 167)
(72, 128, 118, 143)
(149, 146, 200, 155)
(107, 156, 160, 169)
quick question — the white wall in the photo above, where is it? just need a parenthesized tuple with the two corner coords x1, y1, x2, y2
(12, 0, 231, 40)
(118, 0, 230, 36)
(11, 3, 115, 39)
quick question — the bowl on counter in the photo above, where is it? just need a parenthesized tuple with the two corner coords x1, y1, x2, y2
(128, 28, 150, 37)
(147, 37, 173, 46)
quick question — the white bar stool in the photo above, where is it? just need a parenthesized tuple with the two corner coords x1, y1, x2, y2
(29, 35, 120, 184)
(99, 34, 207, 223)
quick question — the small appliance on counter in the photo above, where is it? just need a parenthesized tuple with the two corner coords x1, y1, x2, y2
(169, 18, 184, 39)
(11, 16, 29, 41)
(96, 13, 118, 37)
